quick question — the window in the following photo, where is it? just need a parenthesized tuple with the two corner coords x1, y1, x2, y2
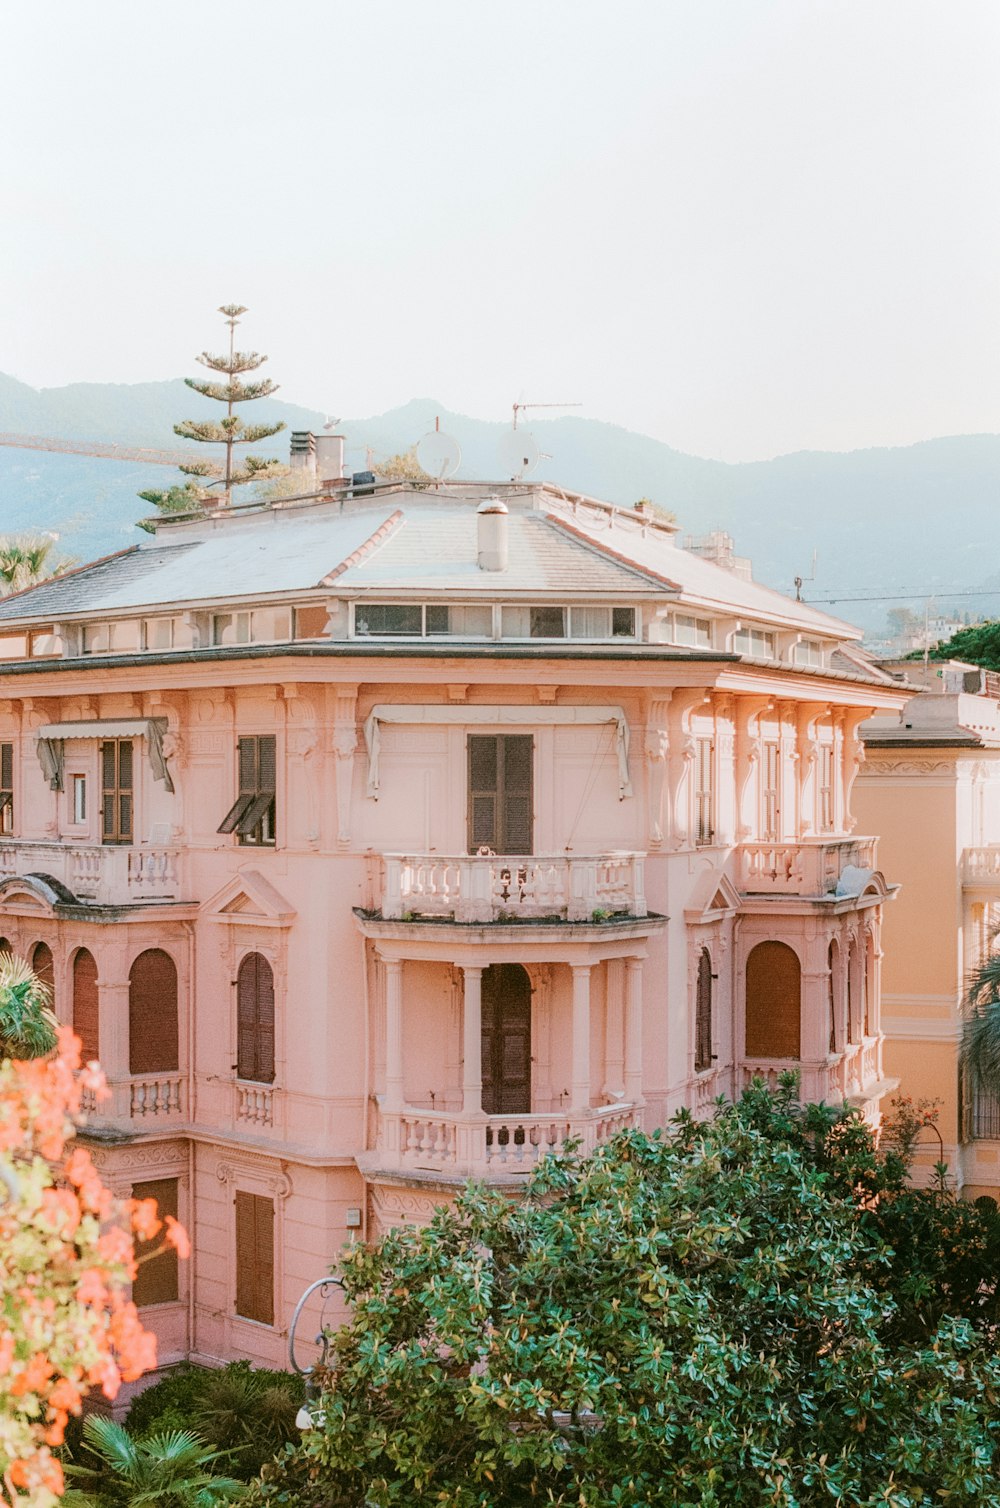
(674, 615, 712, 649)
(425, 605, 492, 636)
(143, 616, 193, 652)
(213, 607, 292, 646)
(82, 620, 141, 655)
(32, 943, 54, 1014)
(819, 745, 835, 832)
(29, 630, 61, 658)
(612, 606, 636, 637)
(101, 741, 133, 845)
(132, 1178, 179, 1306)
(72, 774, 87, 825)
(828, 943, 838, 1053)
(468, 735, 533, 854)
(73, 949, 99, 1064)
(129, 949, 179, 1076)
(694, 738, 714, 845)
(695, 949, 713, 1073)
(762, 742, 780, 841)
(354, 603, 422, 636)
(793, 639, 823, 668)
(235, 1191, 274, 1325)
(0, 743, 12, 834)
(0, 635, 27, 659)
(568, 606, 636, 639)
(530, 606, 566, 638)
(733, 627, 776, 657)
(237, 952, 275, 1084)
(745, 941, 800, 1059)
(293, 605, 329, 640)
(218, 736, 276, 846)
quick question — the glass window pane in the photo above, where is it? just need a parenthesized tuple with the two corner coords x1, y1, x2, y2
(144, 618, 174, 650)
(612, 607, 636, 637)
(251, 607, 292, 642)
(0, 635, 27, 659)
(529, 607, 565, 638)
(29, 632, 61, 657)
(82, 624, 111, 655)
(500, 606, 530, 638)
(570, 607, 610, 638)
(355, 604, 422, 636)
(109, 620, 141, 653)
(425, 606, 449, 634)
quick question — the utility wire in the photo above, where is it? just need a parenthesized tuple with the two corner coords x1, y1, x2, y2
(803, 587, 1000, 606)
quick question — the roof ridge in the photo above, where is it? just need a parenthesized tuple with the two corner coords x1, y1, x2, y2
(318, 509, 405, 585)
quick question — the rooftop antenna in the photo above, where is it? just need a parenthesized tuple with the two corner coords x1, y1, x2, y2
(323, 415, 341, 431)
(415, 414, 462, 481)
(512, 400, 581, 429)
(794, 549, 818, 602)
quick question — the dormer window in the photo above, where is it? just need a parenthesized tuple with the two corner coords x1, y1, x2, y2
(792, 639, 824, 668)
(733, 626, 776, 658)
(213, 607, 292, 646)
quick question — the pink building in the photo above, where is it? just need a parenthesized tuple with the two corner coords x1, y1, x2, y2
(0, 466, 906, 1375)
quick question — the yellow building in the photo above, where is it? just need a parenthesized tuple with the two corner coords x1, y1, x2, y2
(855, 663, 1000, 1194)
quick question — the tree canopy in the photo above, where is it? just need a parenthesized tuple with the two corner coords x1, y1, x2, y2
(920, 618, 1000, 668)
(251, 1081, 1000, 1508)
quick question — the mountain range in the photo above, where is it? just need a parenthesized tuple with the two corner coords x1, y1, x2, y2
(1, 372, 998, 636)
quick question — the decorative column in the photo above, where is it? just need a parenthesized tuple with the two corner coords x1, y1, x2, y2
(461, 966, 484, 1116)
(603, 959, 625, 1099)
(624, 957, 644, 1105)
(382, 958, 404, 1111)
(570, 965, 592, 1114)
(644, 696, 671, 846)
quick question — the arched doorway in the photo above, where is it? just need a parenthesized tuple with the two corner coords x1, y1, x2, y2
(129, 949, 179, 1075)
(745, 941, 801, 1059)
(73, 949, 99, 1064)
(32, 943, 55, 1014)
(481, 964, 531, 1115)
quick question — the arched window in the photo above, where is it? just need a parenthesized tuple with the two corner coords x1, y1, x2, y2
(237, 952, 275, 1084)
(129, 949, 179, 1076)
(695, 949, 713, 1073)
(32, 943, 55, 1014)
(846, 940, 857, 1044)
(73, 949, 99, 1064)
(0, 938, 11, 957)
(745, 941, 800, 1060)
(864, 931, 876, 1037)
(827, 941, 838, 1054)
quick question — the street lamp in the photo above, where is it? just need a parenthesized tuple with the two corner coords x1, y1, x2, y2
(288, 1274, 345, 1432)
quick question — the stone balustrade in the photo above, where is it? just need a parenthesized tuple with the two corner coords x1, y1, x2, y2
(381, 851, 646, 924)
(130, 1074, 184, 1119)
(743, 1038, 883, 1107)
(373, 1102, 640, 1177)
(739, 837, 877, 897)
(0, 838, 182, 904)
(962, 846, 1000, 884)
(237, 1083, 274, 1127)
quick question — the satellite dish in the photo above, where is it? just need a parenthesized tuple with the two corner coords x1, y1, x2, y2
(416, 428, 461, 480)
(498, 428, 540, 480)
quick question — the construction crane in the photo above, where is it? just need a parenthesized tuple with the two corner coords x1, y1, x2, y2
(0, 432, 194, 466)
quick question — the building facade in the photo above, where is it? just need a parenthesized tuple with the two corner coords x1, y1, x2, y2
(856, 662, 1000, 1195)
(0, 464, 905, 1373)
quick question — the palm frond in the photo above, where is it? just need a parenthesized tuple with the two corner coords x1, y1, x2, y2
(962, 953, 1000, 1092)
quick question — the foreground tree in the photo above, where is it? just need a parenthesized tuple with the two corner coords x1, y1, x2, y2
(922, 618, 1000, 668)
(0, 956, 186, 1506)
(250, 1082, 1000, 1508)
(138, 305, 288, 521)
(0, 535, 75, 597)
(65, 1415, 244, 1508)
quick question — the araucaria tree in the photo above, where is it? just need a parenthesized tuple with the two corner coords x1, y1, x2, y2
(250, 1081, 1000, 1507)
(139, 304, 288, 519)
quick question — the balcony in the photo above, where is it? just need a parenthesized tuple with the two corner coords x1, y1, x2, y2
(739, 838, 877, 899)
(366, 1102, 640, 1180)
(81, 1072, 186, 1124)
(741, 1038, 887, 1111)
(380, 851, 646, 925)
(0, 838, 183, 905)
(962, 847, 1000, 886)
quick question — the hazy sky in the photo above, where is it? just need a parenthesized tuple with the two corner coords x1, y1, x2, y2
(1, 0, 996, 461)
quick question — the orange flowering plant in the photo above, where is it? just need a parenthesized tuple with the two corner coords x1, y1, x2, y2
(0, 1025, 188, 1507)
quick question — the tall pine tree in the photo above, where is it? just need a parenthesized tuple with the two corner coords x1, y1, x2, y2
(139, 304, 288, 519)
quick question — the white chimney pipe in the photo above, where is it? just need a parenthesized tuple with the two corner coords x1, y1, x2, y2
(315, 434, 346, 484)
(477, 497, 508, 571)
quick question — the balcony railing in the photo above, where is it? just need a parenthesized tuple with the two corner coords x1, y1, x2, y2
(962, 847, 1000, 885)
(372, 1103, 640, 1177)
(79, 1073, 185, 1124)
(0, 838, 182, 904)
(742, 1038, 883, 1107)
(739, 837, 877, 898)
(380, 851, 646, 924)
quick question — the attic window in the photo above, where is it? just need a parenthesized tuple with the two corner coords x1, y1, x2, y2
(0, 635, 27, 660)
(673, 614, 712, 649)
(82, 621, 141, 655)
(294, 605, 330, 640)
(213, 607, 292, 646)
(734, 627, 776, 658)
(792, 639, 824, 668)
(143, 616, 193, 652)
(29, 630, 62, 658)
(353, 604, 492, 638)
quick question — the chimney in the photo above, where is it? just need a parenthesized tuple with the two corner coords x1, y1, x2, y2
(289, 431, 316, 479)
(314, 433, 346, 486)
(477, 497, 508, 571)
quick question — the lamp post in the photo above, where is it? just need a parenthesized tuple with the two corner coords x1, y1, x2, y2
(287, 1274, 345, 1431)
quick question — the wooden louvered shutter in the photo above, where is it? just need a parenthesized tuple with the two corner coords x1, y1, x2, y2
(237, 953, 275, 1083)
(745, 941, 801, 1060)
(132, 1178, 179, 1306)
(73, 950, 100, 1063)
(695, 949, 713, 1073)
(0, 742, 12, 830)
(500, 737, 532, 854)
(235, 1190, 274, 1325)
(129, 950, 179, 1075)
(467, 736, 533, 854)
(32, 943, 54, 1014)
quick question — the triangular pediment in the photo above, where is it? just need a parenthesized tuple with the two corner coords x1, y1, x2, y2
(202, 869, 296, 926)
(684, 866, 741, 924)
